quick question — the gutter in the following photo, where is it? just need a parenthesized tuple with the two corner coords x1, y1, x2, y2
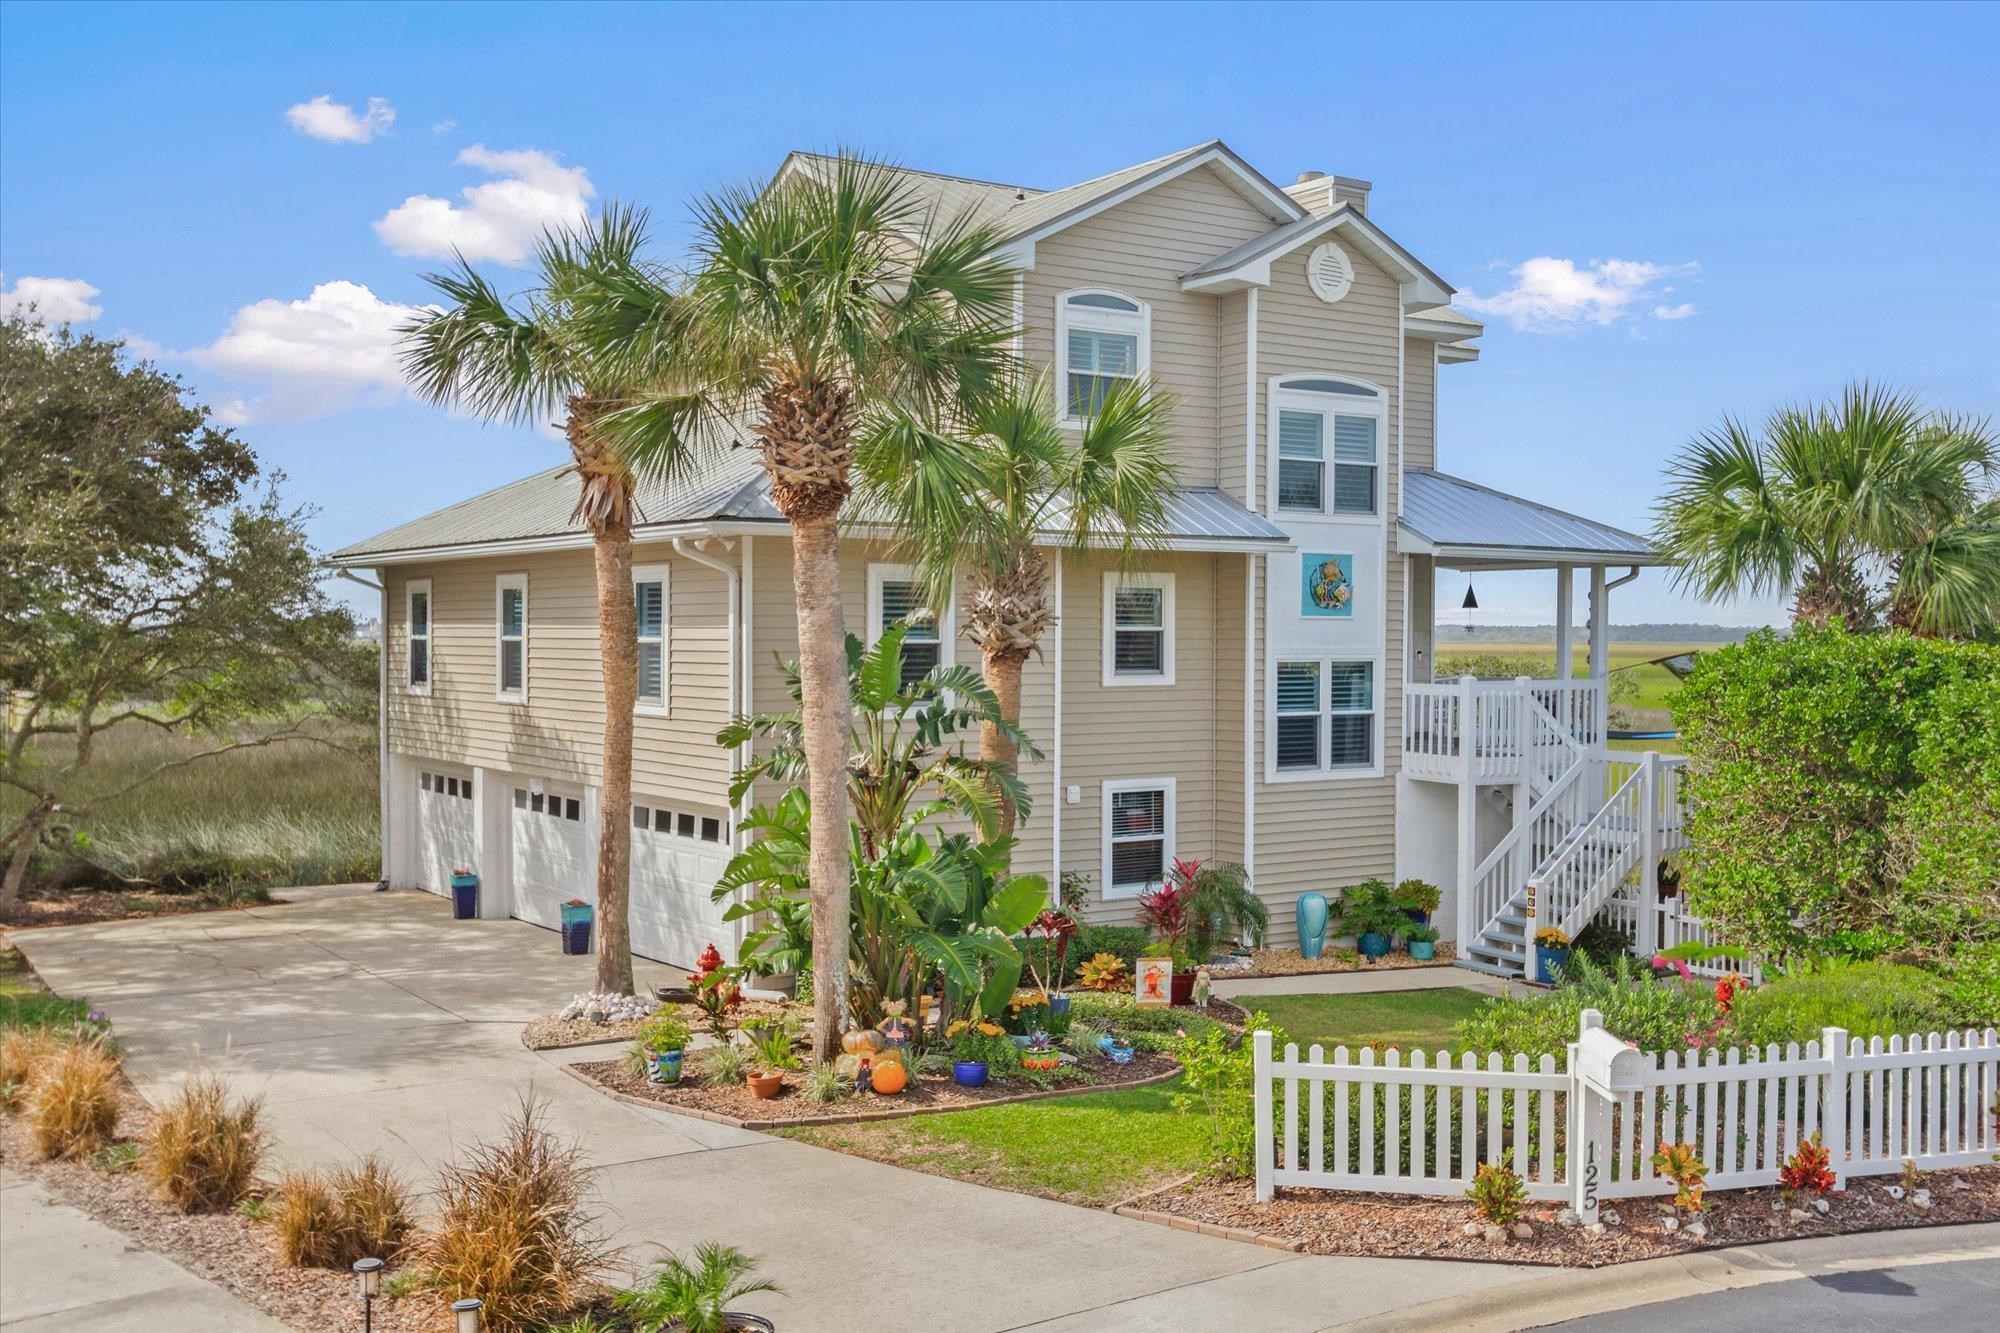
(335, 569, 392, 892)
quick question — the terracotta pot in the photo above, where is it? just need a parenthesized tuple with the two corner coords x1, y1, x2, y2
(745, 1071, 784, 1099)
(1170, 970, 1197, 1006)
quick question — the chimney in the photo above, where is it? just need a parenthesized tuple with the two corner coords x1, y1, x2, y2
(1283, 171, 1371, 217)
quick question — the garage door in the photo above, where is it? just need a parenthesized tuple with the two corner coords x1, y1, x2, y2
(510, 782, 592, 930)
(629, 798, 732, 968)
(413, 767, 476, 897)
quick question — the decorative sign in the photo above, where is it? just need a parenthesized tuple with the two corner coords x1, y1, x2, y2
(1300, 552, 1355, 618)
(1134, 957, 1173, 1007)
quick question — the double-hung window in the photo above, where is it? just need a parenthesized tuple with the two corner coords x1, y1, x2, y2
(1104, 779, 1174, 898)
(633, 565, 667, 713)
(868, 564, 950, 689)
(1059, 290, 1148, 422)
(1103, 573, 1174, 686)
(406, 579, 432, 695)
(1273, 658, 1377, 775)
(496, 574, 527, 702)
(1272, 377, 1383, 517)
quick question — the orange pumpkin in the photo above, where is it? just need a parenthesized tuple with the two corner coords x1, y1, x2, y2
(841, 1029, 885, 1056)
(869, 1059, 908, 1095)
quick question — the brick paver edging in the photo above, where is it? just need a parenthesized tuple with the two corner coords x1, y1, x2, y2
(561, 1056, 1183, 1130)
(1110, 1203, 1307, 1252)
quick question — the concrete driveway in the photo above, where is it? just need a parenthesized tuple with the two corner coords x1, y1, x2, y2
(10, 891, 1543, 1331)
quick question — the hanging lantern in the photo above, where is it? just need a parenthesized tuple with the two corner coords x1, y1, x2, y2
(1461, 582, 1479, 610)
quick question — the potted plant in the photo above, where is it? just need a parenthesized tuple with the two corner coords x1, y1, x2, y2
(448, 867, 479, 920)
(742, 1016, 799, 1098)
(949, 1019, 1013, 1088)
(1024, 909, 1078, 1019)
(1657, 856, 1683, 900)
(1534, 927, 1573, 984)
(1404, 922, 1440, 962)
(637, 1013, 692, 1085)
(559, 898, 594, 955)
(1106, 1036, 1135, 1065)
(612, 1242, 781, 1333)
(1020, 1032, 1060, 1073)
(1395, 878, 1440, 928)
(1338, 878, 1404, 960)
(1173, 858, 1267, 961)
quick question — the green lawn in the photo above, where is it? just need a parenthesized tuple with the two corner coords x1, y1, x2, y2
(0, 943, 91, 1031)
(780, 986, 1489, 1205)
(1247, 986, 1492, 1055)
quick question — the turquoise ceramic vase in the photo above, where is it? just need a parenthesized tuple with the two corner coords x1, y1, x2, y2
(1295, 892, 1330, 959)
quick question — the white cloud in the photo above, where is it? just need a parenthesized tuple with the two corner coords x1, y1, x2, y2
(285, 95, 396, 144)
(373, 144, 593, 265)
(1, 274, 104, 324)
(188, 280, 426, 422)
(1459, 257, 1700, 332)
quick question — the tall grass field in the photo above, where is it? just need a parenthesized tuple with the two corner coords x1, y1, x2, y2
(1433, 642, 1706, 752)
(3, 721, 379, 898)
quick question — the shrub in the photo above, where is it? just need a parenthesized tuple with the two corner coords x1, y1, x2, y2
(802, 1062, 849, 1104)
(1466, 1153, 1528, 1225)
(27, 1039, 120, 1160)
(271, 1172, 344, 1267)
(1171, 1014, 1276, 1178)
(0, 1029, 56, 1110)
(1888, 674, 2000, 949)
(1076, 953, 1128, 993)
(1453, 955, 1722, 1055)
(699, 1045, 750, 1089)
(1937, 942, 2000, 1027)
(329, 1154, 412, 1262)
(1070, 924, 1150, 967)
(1653, 1142, 1708, 1213)
(1724, 961, 1949, 1047)
(1779, 1135, 1836, 1201)
(1069, 993, 1227, 1052)
(635, 1014, 691, 1054)
(145, 1073, 263, 1211)
(416, 1099, 613, 1331)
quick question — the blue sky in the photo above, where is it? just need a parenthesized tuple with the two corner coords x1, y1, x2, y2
(5, 1, 1996, 627)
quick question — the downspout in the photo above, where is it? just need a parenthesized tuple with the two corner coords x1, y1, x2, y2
(336, 568, 390, 891)
(1242, 289, 1259, 884)
(671, 537, 742, 829)
(1051, 548, 1063, 899)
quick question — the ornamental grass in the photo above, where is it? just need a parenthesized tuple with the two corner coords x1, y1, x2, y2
(145, 1072, 263, 1211)
(26, 1038, 121, 1160)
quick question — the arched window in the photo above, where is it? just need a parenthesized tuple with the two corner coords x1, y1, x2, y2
(1056, 289, 1149, 422)
(1271, 375, 1385, 516)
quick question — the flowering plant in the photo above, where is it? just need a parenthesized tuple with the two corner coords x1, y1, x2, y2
(687, 942, 740, 1039)
(1025, 909, 1079, 992)
(1652, 1142, 1708, 1213)
(1139, 876, 1193, 950)
(1714, 973, 1747, 1012)
(1778, 1134, 1836, 1201)
(1534, 927, 1572, 950)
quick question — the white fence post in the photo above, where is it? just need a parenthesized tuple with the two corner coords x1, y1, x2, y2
(1569, 1008, 1606, 1225)
(1254, 1029, 1275, 1203)
(1636, 751, 1661, 961)
(1822, 1025, 1849, 1191)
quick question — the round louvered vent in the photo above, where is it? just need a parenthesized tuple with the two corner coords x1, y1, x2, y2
(1307, 241, 1354, 304)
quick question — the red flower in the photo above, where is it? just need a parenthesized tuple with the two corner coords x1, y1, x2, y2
(1715, 973, 1747, 1012)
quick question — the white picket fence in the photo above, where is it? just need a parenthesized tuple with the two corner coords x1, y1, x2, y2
(1253, 1020, 2000, 1213)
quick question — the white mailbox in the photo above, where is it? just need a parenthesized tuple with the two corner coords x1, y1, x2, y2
(1575, 1028, 1647, 1097)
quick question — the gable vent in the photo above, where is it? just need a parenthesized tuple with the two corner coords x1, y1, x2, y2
(1307, 242, 1354, 305)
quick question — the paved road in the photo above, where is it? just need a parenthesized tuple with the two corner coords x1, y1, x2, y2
(1553, 1255, 2000, 1330)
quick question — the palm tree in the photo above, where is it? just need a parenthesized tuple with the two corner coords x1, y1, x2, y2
(1656, 382, 1999, 636)
(401, 204, 700, 997)
(613, 1242, 779, 1333)
(862, 374, 1178, 840)
(594, 155, 1017, 1059)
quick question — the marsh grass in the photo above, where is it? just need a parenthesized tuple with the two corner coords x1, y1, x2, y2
(2, 719, 378, 896)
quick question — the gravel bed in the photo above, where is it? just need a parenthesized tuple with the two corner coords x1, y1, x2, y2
(1227, 945, 1460, 978)
(573, 1048, 1182, 1126)
(1125, 1166, 2000, 1267)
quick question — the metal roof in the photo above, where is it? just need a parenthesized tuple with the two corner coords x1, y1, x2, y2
(329, 456, 1288, 565)
(1399, 469, 1660, 568)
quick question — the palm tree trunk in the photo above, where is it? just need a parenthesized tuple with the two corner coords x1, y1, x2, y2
(790, 509, 853, 1061)
(591, 522, 638, 996)
(980, 646, 1030, 841)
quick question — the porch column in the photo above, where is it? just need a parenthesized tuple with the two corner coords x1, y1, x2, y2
(1587, 566, 1610, 680)
(1553, 564, 1575, 679)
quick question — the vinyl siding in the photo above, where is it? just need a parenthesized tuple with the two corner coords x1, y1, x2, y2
(1215, 291, 1251, 504)
(1023, 165, 1276, 488)
(383, 542, 734, 807)
(1403, 336, 1437, 473)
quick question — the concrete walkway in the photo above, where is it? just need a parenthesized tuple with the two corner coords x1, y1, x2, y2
(0, 1168, 282, 1330)
(8, 893, 1549, 1330)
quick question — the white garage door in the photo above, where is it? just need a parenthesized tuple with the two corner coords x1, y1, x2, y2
(509, 782, 592, 930)
(413, 767, 476, 897)
(629, 798, 732, 968)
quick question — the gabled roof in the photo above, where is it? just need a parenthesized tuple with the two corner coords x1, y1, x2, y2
(1399, 469, 1660, 570)
(1179, 204, 1454, 308)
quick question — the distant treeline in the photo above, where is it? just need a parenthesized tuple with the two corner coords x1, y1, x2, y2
(1437, 624, 1762, 645)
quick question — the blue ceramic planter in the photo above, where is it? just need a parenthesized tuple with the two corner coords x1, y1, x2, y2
(1295, 892, 1330, 960)
(1409, 940, 1436, 962)
(1357, 931, 1391, 959)
(1536, 948, 1571, 986)
(1047, 993, 1071, 1021)
(952, 1061, 990, 1088)
(651, 1050, 684, 1084)
(449, 873, 479, 920)
(559, 902, 594, 956)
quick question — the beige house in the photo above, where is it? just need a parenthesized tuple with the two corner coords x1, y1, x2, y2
(332, 140, 1683, 979)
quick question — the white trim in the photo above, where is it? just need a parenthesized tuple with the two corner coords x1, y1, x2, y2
(1269, 374, 1389, 521)
(495, 572, 528, 704)
(867, 562, 956, 672)
(1242, 553, 1256, 881)
(1264, 653, 1385, 783)
(1011, 144, 1303, 259)
(1306, 241, 1355, 304)
(632, 562, 669, 717)
(1243, 288, 1259, 514)
(1179, 206, 1455, 309)
(1101, 570, 1175, 688)
(1396, 306, 1407, 526)
(404, 577, 433, 696)
(1050, 550, 1064, 894)
(1102, 776, 1176, 900)
(1056, 288, 1151, 428)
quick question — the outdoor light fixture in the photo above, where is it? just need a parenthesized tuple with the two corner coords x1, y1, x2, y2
(353, 1257, 384, 1332)
(453, 1297, 485, 1332)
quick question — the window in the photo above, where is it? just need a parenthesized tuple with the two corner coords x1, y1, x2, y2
(634, 803, 729, 845)
(1102, 573, 1174, 686)
(1103, 780, 1174, 898)
(1271, 658, 1377, 776)
(1057, 290, 1148, 422)
(406, 579, 432, 694)
(1271, 377, 1383, 517)
(427, 771, 471, 801)
(633, 565, 667, 713)
(496, 574, 527, 701)
(868, 564, 951, 689)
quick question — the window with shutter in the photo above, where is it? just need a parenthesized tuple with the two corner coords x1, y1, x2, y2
(1270, 377, 1384, 518)
(1270, 657, 1376, 775)
(1103, 574, 1173, 686)
(1277, 410, 1325, 511)
(874, 572, 942, 688)
(496, 575, 527, 701)
(1275, 660, 1322, 770)
(406, 580, 432, 693)
(633, 566, 667, 711)
(1105, 781, 1173, 896)
(1058, 290, 1148, 422)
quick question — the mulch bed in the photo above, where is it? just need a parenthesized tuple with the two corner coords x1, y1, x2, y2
(1225, 945, 1460, 979)
(0, 1102, 444, 1331)
(569, 1048, 1183, 1129)
(522, 997, 808, 1051)
(0, 886, 266, 930)
(1121, 1166, 2000, 1267)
